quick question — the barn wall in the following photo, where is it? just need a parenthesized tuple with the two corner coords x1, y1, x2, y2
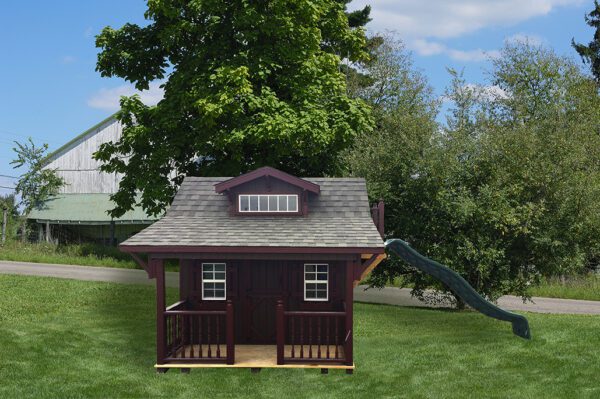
(45, 118, 125, 194)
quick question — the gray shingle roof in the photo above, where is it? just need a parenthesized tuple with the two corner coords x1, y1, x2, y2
(121, 177, 384, 250)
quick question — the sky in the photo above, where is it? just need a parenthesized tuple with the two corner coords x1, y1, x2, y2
(0, 0, 595, 196)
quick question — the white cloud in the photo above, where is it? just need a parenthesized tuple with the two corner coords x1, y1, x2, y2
(463, 83, 510, 101)
(350, 0, 583, 39)
(412, 39, 500, 62)
(349, 0, 582, 62)
(87, 82, 164, 111)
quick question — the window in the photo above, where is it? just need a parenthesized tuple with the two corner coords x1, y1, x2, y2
(202, 263, 226, 300)
(238, 194, 299, 213)
(304, 264, 328, 301)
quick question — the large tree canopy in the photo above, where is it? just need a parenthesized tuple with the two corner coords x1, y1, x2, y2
(346, 38, 600, 303)
(94, 0, 373, 217)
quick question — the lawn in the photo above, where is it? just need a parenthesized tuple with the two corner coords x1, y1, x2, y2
(529, 274, 600, 302)
(0, 275, 598, 398)
(0, 241, 178, 271)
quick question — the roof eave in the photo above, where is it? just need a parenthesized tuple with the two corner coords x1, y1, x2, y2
(119, 244, 385, 255)
(214, 166, 320, 194)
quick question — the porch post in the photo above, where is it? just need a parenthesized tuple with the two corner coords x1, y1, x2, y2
(154, 258, 166, 365)
(345, 260, 354, 366)
(276, 299, 285, 365)
(226, 300, 235, 365)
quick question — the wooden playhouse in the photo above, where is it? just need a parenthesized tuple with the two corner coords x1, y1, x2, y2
(121, 167, 386, 373)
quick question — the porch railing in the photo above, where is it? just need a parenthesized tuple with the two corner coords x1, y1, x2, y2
(276, 300, 350, 365)
(162, 300, 234, 364)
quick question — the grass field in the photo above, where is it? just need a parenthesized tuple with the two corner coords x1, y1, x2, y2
(0, 241, 178, 271)
(528, 274, 600, 301)
(0, 275, 598, 398)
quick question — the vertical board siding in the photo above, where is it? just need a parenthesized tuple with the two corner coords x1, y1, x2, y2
(45, 118, 124, 194)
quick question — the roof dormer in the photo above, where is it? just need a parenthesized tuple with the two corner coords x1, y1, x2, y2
(214, 167, 320, 216)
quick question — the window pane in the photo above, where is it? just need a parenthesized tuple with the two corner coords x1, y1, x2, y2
(215, 282, 225, 290)
(317, 273, 327, 281)
(214, 272, 225, 280)
(305, 264, 316, 273)
(203, 272, 213, 280)
(316, 290, 327, 299)
(204, 282, 215, 289)
(317, 265, 327, 273)
(259, 195, 268, 211)
(268, 195, 278, 211)
(249, 195, 259, 211)
(203, 264, 213, 272)
(278, 195, 287, 211)
(214, 264, 225, 272)
(204, 289, 214, 298)
(288, 195, 297, 212)
(215, 289, 225, 298)
(316, 283, 327, 291)
(306, 283, 316, 290)
(305, 273, 316, 281)
(306, 290, 316, 298)
(240, 195, 249, 211)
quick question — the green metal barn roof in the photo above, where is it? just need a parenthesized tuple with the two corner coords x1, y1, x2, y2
(28, 193, 157, 225)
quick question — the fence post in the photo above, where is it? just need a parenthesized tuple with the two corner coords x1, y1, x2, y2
(226, 300, 235, 365)
(1, 207, 6, 244)
(276, 299, 285, 365)
(154, 259, 166, 366)
(345, 261, 354, 366)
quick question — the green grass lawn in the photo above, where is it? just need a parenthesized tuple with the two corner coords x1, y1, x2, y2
(528, 274, 600, 301)
(0, 241, 178, 271)
(0, 275, 598, 398)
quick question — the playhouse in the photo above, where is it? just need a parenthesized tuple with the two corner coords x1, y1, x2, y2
(121, 167, 386, 372)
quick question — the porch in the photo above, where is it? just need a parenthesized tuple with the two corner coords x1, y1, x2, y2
(156, 345, 353, 371)
(156, 297, 354, 372)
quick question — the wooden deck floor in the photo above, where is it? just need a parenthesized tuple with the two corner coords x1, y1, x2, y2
(156, 344, 352, 369)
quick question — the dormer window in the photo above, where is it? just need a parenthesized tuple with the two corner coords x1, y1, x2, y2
(214, 166, 320, 216)
(239, 194, 298, 213)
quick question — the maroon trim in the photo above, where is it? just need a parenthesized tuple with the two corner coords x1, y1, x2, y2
(120, 245, 385, 255)
(214, 166, 320, 194)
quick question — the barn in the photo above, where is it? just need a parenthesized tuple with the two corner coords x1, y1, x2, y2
(27, 114, 156, 244)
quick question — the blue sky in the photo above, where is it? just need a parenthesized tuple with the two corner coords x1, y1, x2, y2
(0, 0, 595, 195)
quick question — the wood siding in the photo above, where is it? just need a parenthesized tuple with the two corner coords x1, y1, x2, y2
(45, 117, 124, 194)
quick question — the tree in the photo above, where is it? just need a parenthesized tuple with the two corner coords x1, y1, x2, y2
(572, 0, 600, 83)
(93, 0, 374, 217)
(11, 139, 64, 241)
(346, 40, 600, 304)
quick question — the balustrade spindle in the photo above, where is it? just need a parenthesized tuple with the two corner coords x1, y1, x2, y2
(291, 318, 295, 358)
(300, 316, 304, 358)
(335, 320, 339, 359)
(207, 315, 212, 358)
(189, 317, 194, 358)
(198, 315, 203, 358)
(326, 317, 330, 359)
(317, 317, 322, 358)
(308, 317, 313, 358)
(216, 315, 221, 358)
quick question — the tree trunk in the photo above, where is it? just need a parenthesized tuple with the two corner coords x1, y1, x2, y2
(453, 292, 466, 310)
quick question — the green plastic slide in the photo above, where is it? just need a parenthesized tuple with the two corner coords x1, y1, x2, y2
(385, 239, 531, 339)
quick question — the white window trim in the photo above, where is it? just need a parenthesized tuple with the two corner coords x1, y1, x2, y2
(201, 263, 226, 300)
(304, 263, 329, 302)
(238, 194, 299, 213)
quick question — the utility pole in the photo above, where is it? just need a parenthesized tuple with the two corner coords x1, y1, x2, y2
(1, 207, 7, 244)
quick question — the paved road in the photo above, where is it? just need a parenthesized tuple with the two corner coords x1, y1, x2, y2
(1, 260, 599, 315)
